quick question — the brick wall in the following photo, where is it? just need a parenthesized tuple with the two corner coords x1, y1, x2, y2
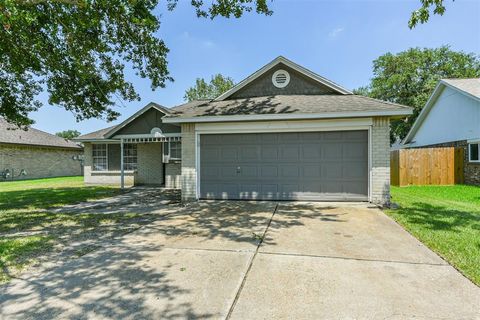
(0, 143, 82, 180)
(181, 123, 197, 201)
(371, 117, 391, 205)
(413, 140, 480, 186)
(137, 143, 164, 184)
(165, 162, 181, 188)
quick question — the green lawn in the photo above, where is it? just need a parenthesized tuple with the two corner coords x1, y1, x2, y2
(386, 185, 480, 286)
(0, 176, 125, 282)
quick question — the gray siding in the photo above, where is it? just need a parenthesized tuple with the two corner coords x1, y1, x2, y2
(229, 63, 339, 99)
(114, 108, 180, 136)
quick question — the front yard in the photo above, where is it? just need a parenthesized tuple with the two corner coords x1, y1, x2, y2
(387, 185, 480, 286)
(0, 177, 150, 283)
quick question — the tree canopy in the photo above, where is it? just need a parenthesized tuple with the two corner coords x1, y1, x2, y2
(0, 0, 271, 127)
(184, 74, 235, 102)
(409, 0, 449, 28)
(55, 129, 81, 139)
(356, 46, 480, 143)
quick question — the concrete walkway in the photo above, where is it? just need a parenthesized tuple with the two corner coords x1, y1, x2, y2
(1, 200, 479, 319)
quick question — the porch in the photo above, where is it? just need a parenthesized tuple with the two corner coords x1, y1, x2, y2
(84, 136, 181, 189)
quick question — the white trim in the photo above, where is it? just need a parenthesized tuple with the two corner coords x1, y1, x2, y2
(104, 102, 174, 138)
(467, 138, 480, 143)
(215, 56, 352, 100)
(272, 69, 290, 88)
(194, 119, 372, 201)
(195, 118, 372, 134)
(404, 80, 480, 144)
(368, 126, 373, 202)
(195, 133, 200, 200)
(120, 138, 124, 189)
(468, 142, 480, 163)
(163, 110, 411, 124)
(113, 133, 181, 139)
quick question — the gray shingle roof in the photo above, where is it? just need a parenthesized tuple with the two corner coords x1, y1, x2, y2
(442, 78, 480, 99)
(168, 94, 412, 118)
(0, 118, 82, 149)
(75, 126, 117, 140)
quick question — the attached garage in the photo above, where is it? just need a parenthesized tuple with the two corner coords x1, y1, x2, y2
(199, 130, 368, 201)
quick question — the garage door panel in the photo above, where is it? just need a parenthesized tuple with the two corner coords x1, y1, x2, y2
(322, 144, 343, 159)
(261, 166, 278, 178)
(261, 147, 278, 160)
(239, 146, 258, 161)
(200, 131, 368, 201)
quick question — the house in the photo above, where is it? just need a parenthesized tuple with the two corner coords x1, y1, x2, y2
(403, 79, 480, 185)
(0, 118, 83, 180)
(76, 56, 412, 204)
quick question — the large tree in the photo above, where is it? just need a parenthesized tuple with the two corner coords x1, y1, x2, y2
(356, 46, 480, 143)
(0, 0, 271, 127)
(184, 74, 235, 102)
(55, 129, 80, 139)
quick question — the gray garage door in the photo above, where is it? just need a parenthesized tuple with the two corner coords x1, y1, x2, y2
(200, 131, 368, 201)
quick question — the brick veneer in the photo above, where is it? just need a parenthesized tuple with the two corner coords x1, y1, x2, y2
(180, 123, 197, 201)
(0, 143, 82, 180)
(371, 117, 391, 205)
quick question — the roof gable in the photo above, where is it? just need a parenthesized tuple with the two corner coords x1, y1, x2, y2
(104, 102, 176, 138)
(404, 79, 480, 144)
(215, 56, 351, 101)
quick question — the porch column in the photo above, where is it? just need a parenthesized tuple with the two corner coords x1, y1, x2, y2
(120, 138, 125, 190)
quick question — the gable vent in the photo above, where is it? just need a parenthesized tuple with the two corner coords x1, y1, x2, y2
(272, 69, 290, 88)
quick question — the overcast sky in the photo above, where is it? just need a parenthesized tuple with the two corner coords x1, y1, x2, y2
(30, 0, 480, 134)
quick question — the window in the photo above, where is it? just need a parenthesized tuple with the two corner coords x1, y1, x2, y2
(92, 144, 107, 171)
(123, 143, 138, 170)
(469, 143, 480, 162)
(170, 141, 181, 160)
(163, 141, 181, 161)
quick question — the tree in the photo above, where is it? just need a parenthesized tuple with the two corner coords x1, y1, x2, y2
(356, 46, 480, 143)
(409, 0, 449, 28)
(55, 129, 80, 139)
(0, 1, 271, 128)
(184, 74, 235, 102)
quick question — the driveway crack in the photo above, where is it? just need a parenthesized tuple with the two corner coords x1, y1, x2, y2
(225, 202, 279, 319)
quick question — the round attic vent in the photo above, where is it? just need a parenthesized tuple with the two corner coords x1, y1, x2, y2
(272, 69, 290, 88)
(150, 127, 163, 136)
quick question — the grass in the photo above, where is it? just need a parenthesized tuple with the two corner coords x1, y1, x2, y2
(0, 176, 127, 282)
(386, 185, 480, 286)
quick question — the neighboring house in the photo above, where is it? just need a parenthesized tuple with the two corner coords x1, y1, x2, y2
(76, 56, 412, 204)
(0, 118, 83, 180)
(403, 79, 480, 185)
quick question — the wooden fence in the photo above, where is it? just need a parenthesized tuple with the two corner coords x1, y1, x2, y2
(390, 147, 464, 186)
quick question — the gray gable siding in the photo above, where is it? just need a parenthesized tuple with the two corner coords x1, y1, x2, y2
(114, 108, 180, 136)
(228, 63, 339, 99)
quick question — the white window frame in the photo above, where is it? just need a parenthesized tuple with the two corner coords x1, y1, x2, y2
(468, 142, 480, 163)
(123, 143, 138, 170)
(92, 144, 108, 171)
(164, 141, 181, 161)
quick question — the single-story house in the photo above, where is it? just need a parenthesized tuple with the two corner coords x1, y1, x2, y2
(76, 56, 412, 204)
(0, 118, 83, 180)
(403, 78, 480, 185)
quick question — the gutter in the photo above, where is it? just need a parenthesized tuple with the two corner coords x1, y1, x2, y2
(162, 109, 413, 124)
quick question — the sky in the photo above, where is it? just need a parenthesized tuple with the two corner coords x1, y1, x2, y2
(30, 0, 480, 135)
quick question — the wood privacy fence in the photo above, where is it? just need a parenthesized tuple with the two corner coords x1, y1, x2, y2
(390, 147, 464, 186)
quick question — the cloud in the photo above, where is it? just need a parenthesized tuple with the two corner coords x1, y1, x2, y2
(328, 27, 345, 38)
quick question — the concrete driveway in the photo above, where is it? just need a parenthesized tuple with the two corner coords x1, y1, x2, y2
(1, 200, 479, 319)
